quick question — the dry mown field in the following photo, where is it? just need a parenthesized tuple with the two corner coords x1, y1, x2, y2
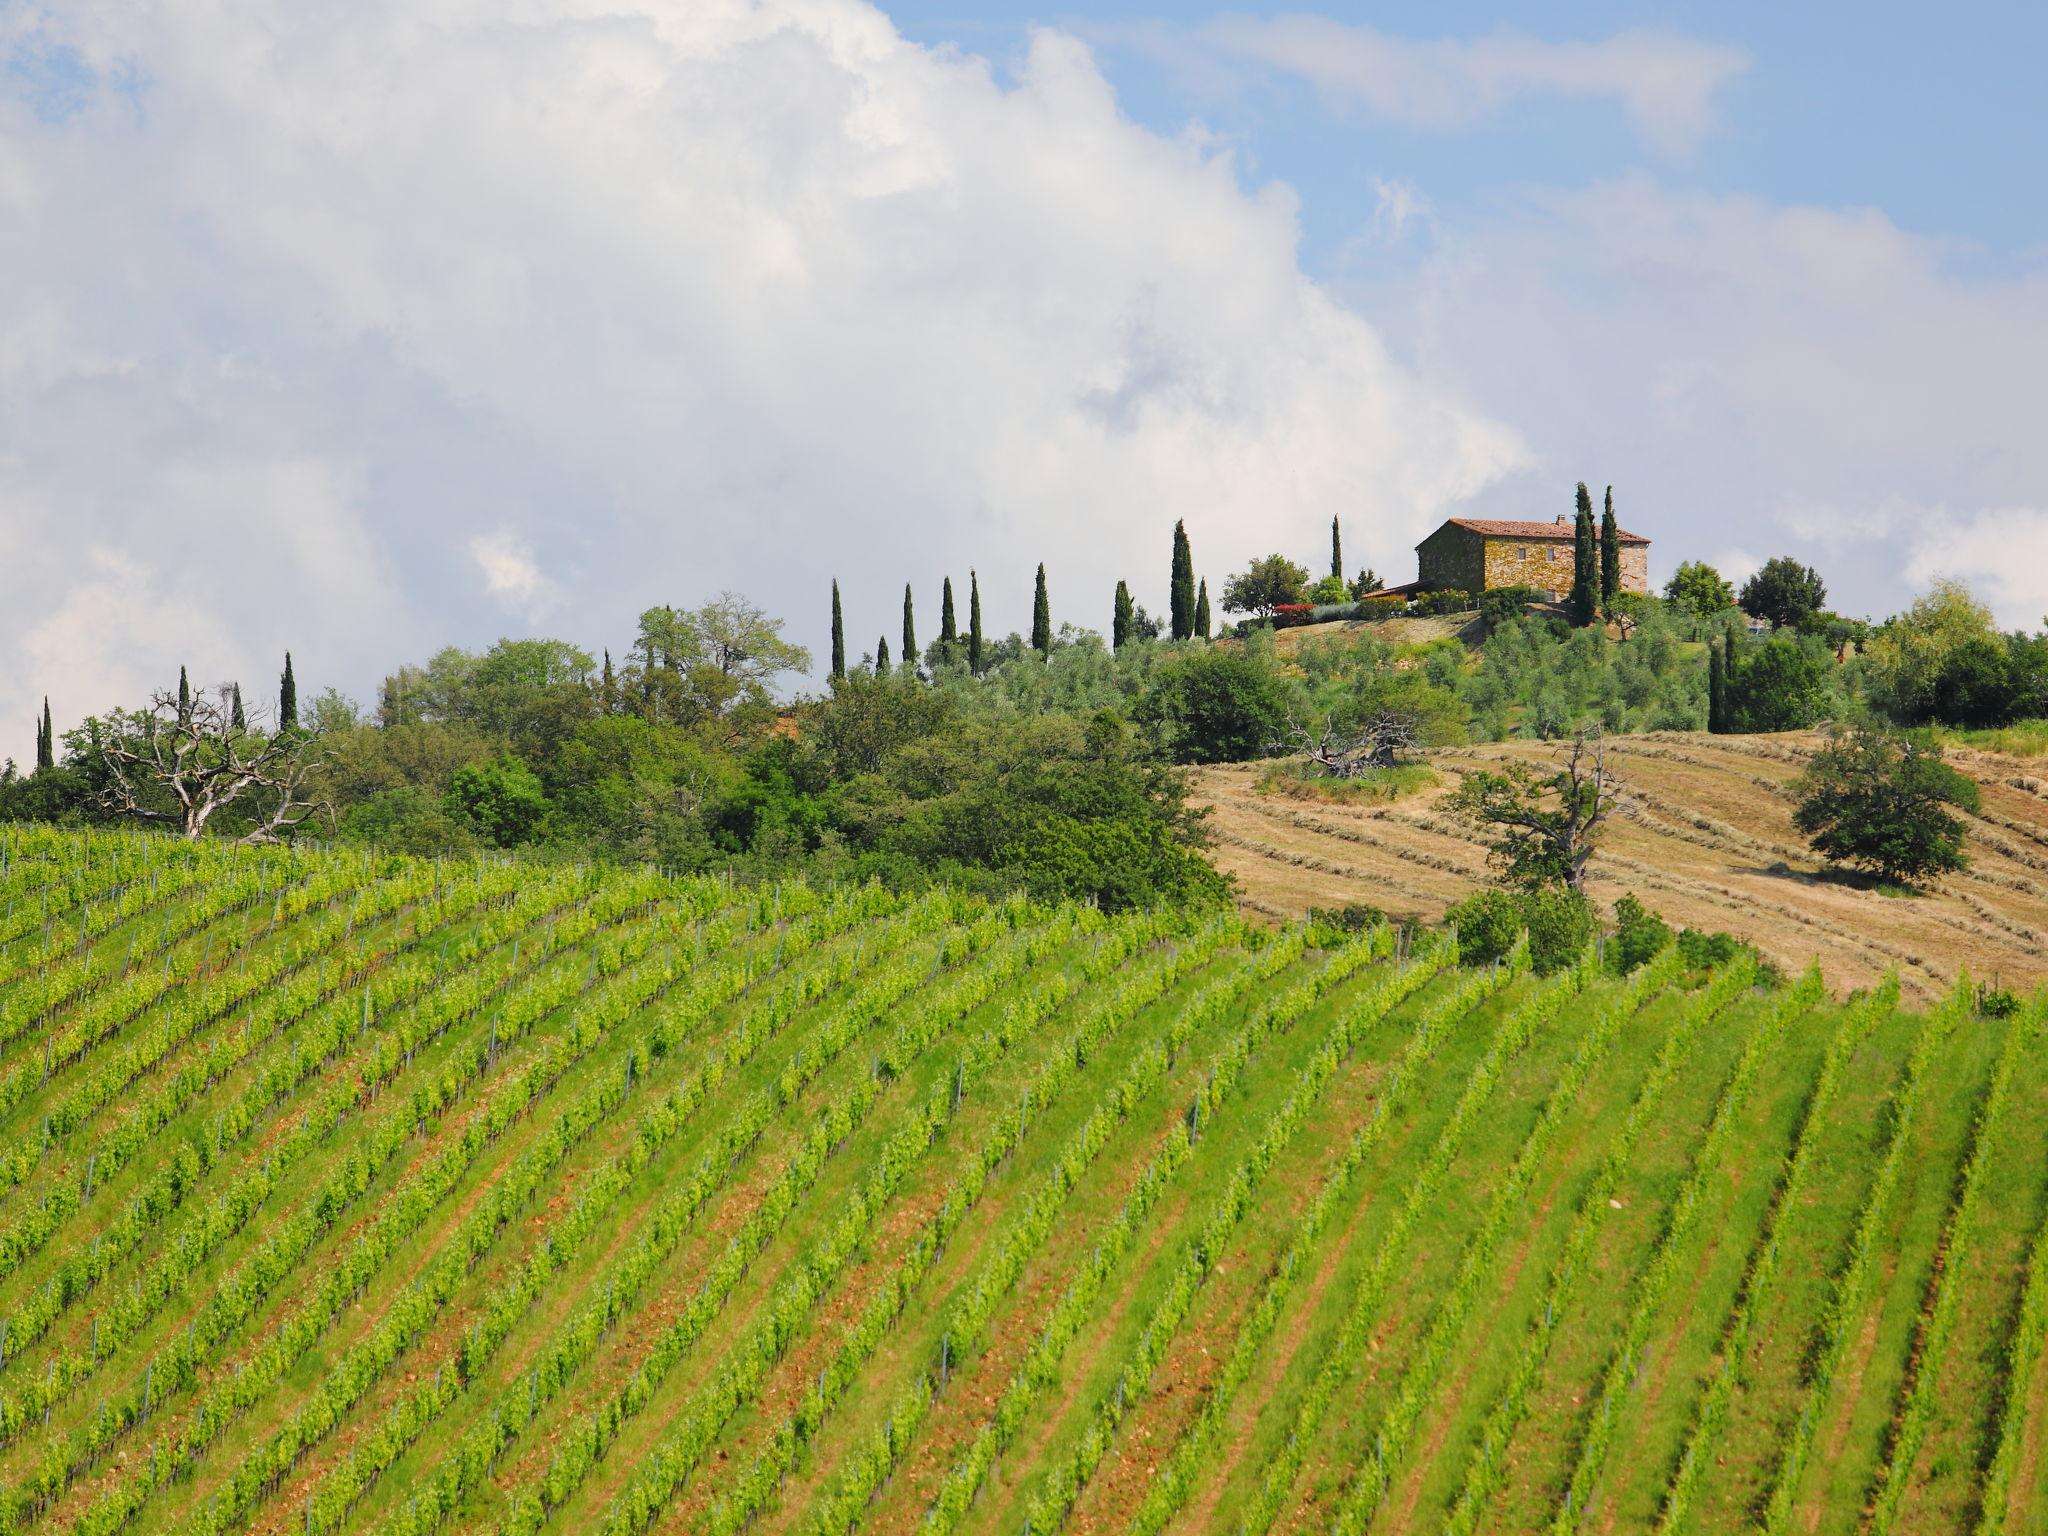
(1192, 730, 2048, 1002)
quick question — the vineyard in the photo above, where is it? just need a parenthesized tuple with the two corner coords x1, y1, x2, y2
(1193, 730, 2048, 1001)
(0, 825, 2044, 1536)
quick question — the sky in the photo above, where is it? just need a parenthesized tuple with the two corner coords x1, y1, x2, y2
(3, 0, 2046, 761)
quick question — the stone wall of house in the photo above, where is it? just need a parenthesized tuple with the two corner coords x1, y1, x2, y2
(1416, 525, 1486, 593)
(1417, 528, 1651, 596)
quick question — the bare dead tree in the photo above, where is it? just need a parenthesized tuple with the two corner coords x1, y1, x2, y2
(1445, 729, 1630, 891)
(1277, 709, 1422, 777)
(92, 688, 327, 843)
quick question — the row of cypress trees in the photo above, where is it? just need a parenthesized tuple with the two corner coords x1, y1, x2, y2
(1567, 483, 1627, 628)
(830, 521, 1218, 680)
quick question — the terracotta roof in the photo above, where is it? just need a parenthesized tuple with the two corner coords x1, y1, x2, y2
(1420, 516, 1649, 547)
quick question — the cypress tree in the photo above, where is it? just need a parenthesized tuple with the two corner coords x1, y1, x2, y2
(602, 649, 617, 712)
(230, 684, 246, 732)
(278, 653, 298, 733)
(1031, 564, 1051, 657)
(901, 584, 918, 670)
(1567, 483, 1599, 627)
(1330, 515, 1343, 583)
(876, 635, 890, 673)
(1600, 485, 1622, 608)
(968, 571, 984, 675)
(1170, 520, 1196, 640)
(830, 581, 846, 680)
(1112, 580, 1134, 651)
(940, 577, 958, 647)
(37, 698, 53, 772)
(177, 666, 191, 725)
(1708, 636, 1728, 732)
(1194, 578, 1211, 640)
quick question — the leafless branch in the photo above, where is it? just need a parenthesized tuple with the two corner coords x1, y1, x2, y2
(94, 689, 328, 843)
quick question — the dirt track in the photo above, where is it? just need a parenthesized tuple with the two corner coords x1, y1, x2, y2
(1190, 731, 2048, 1002)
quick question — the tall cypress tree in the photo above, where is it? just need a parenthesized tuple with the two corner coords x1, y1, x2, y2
(602, 649, 617, 712)
(1330, 516, 1343, 583)
(37, 698, 53, 771)
(968, 571, 984, 675)
(1194, 578, 1211, 640)
(1708, 635, 1730, 733)
(1170, 520, 1196, 640)
(1567, 483, 1599, 627)
(940, 577, 958, 647)
(1600, 485, 1622, 608)
(177, 666, 191, 724)
(230, 684, 246, 732)
(876, 635, 890, 673)
(1031, 564, 1052, 657)
(901, 584, 918, 671)
(1112, 580, 1134, 651)
(830, 581, 846, 680)
(279, 652, 298, 733)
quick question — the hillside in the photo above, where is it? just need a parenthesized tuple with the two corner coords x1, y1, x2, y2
(0, 827, 2045, 1535)
(1193, 730, 2048, 1003)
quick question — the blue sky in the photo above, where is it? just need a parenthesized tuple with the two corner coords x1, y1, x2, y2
(881, 1, 2048, 278)
(2, 1, 2046, 755)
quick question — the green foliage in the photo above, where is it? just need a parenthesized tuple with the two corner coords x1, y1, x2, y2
(1975, 982, 2022, 1019)
(1136, 645, 1292, 764)
(1112, 580, 1135, 651)
(1794, 728, 1979, 885)
(1221, 554, 1311, 617)
(1567, 484, 1599, 628)
(1445, 888, 1524, 965)
(1739, 556, 1828, 629)
(1664, 560, 1736, 617)
(939, 576, 957, 647)
(1445, 737, 1616, 891)
(1478, 586, 1547, 631)
(1193, 578, 1211, 640)
(1305, 574, 1350, 605)
(1728, 634, 1835, 731)
(1863, 578, 2048, 728)
(968, 570, 984, 674)
(444, 754, 551, 847)
(1329, 515, 1343, 582)
(1608, 893, 1673, 974)
(1414, 588, 1475, 617)
(1031, 564, 1051, 657)
(279, 652, 298, 732)
(901, 584, 918, 670)
(1170, 520, 1196, 641)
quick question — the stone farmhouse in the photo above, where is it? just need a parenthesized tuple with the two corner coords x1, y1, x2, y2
(1413, 515, 1650, 600)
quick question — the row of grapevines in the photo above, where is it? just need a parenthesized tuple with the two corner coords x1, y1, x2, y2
(0, 852, 311, 1051)
(1432, 944, 1744, 1536)
(913, 939, 1454, 1536)
(1864, 995, 2042, 1536)
(559, 917, 1253, 1536)
(162, 903, 1046, 1536)
(0, 827, 235, 964)
(0, 856, 546, 1206)
(334, 906, 1147, 1535)
(0, 850, 228, 994)
(1973, 1007, 2048, 1536)
(14, 878, 905, 1514)
(1321, 955, 1770, 1536)
(1026, 941, 1539, 1534)
(0, 867, 655, 1431)
(700, 927, 1289, 1536)
(1613, 975, 1896, 1536)
(1751, 979, 1975, 1536)
(1129, 942, 1675, 1536)
(1237, 942, 1615, 1536)
(0, 856, 444, 1120)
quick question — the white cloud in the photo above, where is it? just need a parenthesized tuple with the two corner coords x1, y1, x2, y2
(1191, 17, 1750, 153)
(1343, 176, 2048, 626)
(469, 530, 551, 611)
(0, 0, 1523, 762)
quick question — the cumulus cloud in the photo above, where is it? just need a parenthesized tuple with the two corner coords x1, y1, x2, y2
(1189, 17, 1750, 153)
(0, 0, 1522, 762)
(1342, 176, 2048, 626)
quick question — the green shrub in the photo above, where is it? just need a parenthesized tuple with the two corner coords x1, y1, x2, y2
(1445, 889, 1523, 965)
(1608, 893, 1673, 974)
(1416, 589, 1475, 617)
(1676, 927, 1742, 969)
(1520, 886, 1596, 975)
(1355, 596, 1408, 621)
(1479, 586, 1550, 630)
(1977, 983, 2023, 1019)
